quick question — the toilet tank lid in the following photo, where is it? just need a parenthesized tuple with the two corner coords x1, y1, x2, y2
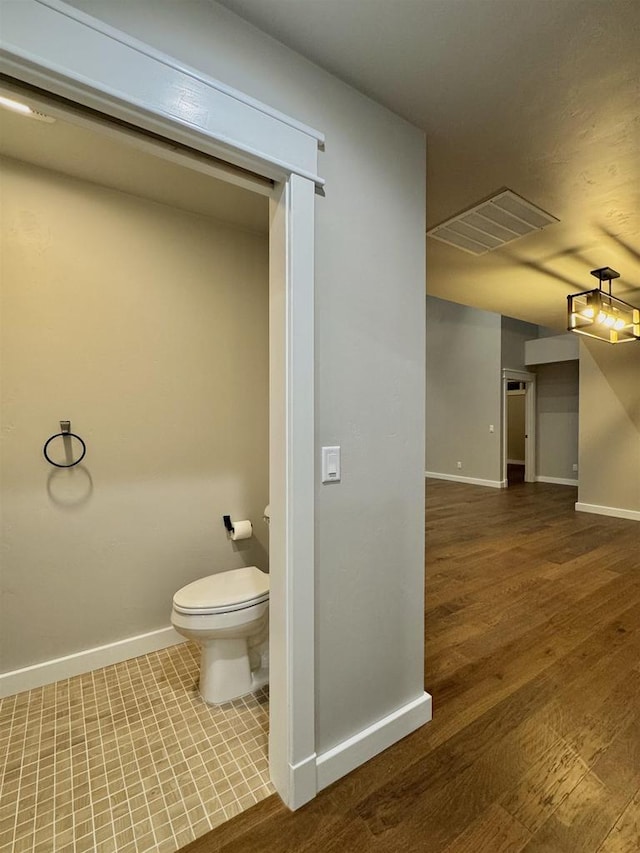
(173, 566, 269, 612)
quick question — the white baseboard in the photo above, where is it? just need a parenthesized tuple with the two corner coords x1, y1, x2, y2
(0, 626, 184, 698)
(287, 753, 318, 810)
(575, 502, 640, 522)
(425, 471, 505, 489)
(536, 476, 579, 487)
(507, 459, 525, 466)
(316, 692, 432, 791)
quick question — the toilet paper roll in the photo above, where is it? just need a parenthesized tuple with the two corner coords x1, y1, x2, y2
(230, 519, 252, 541)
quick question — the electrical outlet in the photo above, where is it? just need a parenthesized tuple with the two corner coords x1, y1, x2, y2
(457, 461, 462, 469)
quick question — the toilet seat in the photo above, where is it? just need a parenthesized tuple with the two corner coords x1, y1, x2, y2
(173, 566, 269, 615)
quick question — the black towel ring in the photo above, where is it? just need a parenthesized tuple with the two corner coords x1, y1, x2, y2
(43, 422, 86, 468)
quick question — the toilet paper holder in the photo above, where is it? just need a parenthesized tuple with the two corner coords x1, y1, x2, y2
(222, 515, 253, 541)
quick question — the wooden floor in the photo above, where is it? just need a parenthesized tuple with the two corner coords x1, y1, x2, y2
(183, 479, 640, 853)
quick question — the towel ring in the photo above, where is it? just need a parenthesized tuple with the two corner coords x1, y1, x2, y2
(43, 426, 86, 468)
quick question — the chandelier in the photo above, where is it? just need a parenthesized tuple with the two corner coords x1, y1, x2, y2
(567, 267, 640, 344)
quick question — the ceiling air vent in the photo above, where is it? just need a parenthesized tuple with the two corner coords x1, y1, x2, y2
(427, 189, 559, 255)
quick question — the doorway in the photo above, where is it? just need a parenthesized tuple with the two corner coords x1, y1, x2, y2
(0, 85, 279, 850)
(0, 3, 320, 811)
(502, 369, 536, 486)
(506, 382, 527, 485)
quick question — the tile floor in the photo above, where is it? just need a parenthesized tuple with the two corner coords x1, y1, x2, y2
(0, 643, 273, 853)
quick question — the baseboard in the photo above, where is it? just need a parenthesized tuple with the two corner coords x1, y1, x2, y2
(286, 753, 318, 810)
(316, 692, 432, 791)
(575, 502, 640, 522)
(425, 471, 505, 489)
(0, 626, 184, 698)
(536, 476, 579, 487)
(507, 459, 525, 466)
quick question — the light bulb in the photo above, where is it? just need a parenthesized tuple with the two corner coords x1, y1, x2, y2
(0, 95, 33, 115)
(604, 315, 615, 328)
(0, 94, 54, 123)
(596, 311, 607, 324)
(581, 307, 595, 319)
(613, 318, 625, 331)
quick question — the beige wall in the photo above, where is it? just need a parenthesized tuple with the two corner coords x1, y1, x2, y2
(578, 340, 640, 513)
(0, 157, 269, 673)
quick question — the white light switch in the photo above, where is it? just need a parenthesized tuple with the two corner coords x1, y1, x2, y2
(489, 424, 495, 433)
(322, 446, 341, 483)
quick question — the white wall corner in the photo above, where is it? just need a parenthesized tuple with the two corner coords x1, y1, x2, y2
(315, 692, 432, 792)
(575, 502, 640, 522)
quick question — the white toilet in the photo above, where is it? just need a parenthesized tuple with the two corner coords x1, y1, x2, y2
(171, 565, 269, 705)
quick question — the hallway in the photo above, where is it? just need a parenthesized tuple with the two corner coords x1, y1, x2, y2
(183, 479, 640, 852)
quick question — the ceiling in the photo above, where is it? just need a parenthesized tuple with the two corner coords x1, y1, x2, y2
(218, 0, 640, 330)
(0, 96, 268, 234)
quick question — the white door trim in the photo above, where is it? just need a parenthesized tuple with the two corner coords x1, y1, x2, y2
(502, 369, 537, 485)
(0, 0, 324, 186)
(268, 177, 317, 808)
(0, 0, 319, 810)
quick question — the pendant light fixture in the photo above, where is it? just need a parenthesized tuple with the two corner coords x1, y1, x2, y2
(567, 267, 640, 344)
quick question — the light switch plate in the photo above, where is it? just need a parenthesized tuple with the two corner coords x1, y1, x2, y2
(322, 446, 341, 483)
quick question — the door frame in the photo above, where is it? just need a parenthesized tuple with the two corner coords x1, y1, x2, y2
(0, 0, 321, 810)
(502, 369, 537, 485)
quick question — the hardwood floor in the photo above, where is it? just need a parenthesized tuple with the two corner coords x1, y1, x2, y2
(182, 479, 640, 853)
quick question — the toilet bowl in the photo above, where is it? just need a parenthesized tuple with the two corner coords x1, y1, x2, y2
(171, 566, 269, 705)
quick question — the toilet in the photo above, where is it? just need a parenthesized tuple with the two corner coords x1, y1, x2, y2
(171, 565, 269, 705)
